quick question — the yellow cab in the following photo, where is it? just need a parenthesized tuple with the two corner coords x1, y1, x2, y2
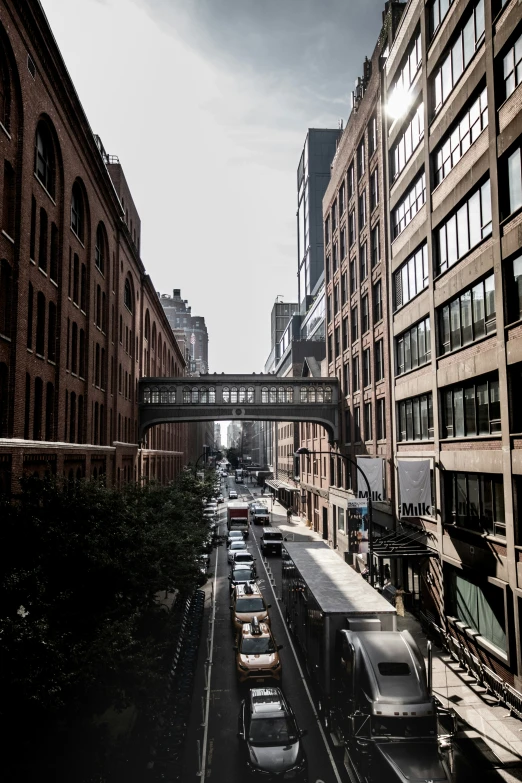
(230, 582, 271, 634)
(234, 616, 282, 683)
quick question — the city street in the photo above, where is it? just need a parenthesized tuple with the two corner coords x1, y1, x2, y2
(179, 474, 522, 783)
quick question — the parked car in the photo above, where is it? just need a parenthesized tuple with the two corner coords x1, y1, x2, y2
(229, 489, 238, 499)
(237, 687, 308, 780)
(233, 616, 282, 683)
(228, 540, 248, 563)
(229, 564, 257, 591)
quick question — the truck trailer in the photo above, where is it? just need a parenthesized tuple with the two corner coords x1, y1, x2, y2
(227, 502, 249, 539)
(281, 542, 454, 783)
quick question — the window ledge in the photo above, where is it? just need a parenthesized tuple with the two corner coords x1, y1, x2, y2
(47, 360, 56, 366)
(0, 333, 11, 343)
(35, 353, 44, 360)
(446, 616, 508, 662)
(440, 435, 502, 442)
(38, 266, 48, 277)
(438, 329, 496, 359)
(398, 439, 434, 445)
(0, 121, 11, 139)
(396, 360, 431, 381)
(2, 230, 14, 244)
(70, 228, 85, 248)
(34, 173, 56, 205)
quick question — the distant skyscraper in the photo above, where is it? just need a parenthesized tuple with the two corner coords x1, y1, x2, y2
(160, 289, 209, 375)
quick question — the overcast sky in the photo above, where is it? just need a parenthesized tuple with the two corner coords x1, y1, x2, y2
(41, 0, 385, 373)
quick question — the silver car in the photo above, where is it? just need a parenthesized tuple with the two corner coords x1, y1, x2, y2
(228, 540, 247, 564)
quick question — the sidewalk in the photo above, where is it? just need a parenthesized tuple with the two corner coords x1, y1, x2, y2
(269, 499, 522, 778)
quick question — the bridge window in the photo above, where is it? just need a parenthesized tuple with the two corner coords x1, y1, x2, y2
(230, 386, 238, 403)
(262, 387, 269, 403)
(223, 387, 230, 403)
(209, 387, 216, 403)
(143, 386, 151, 404)
(239, 387, 247, 403)
(160, 388, 168, 404)
(300, 386, 307, 403)
(247, 386, 254, 403)
(168, 386, 176, 403)
(151, 386, 159, 404)
(183, 387, 191, 403)
(270, 387, 277, 403)
(278, 386, 285, 403)
(200, 387, 208, 403)
(191, 387, 199, 403)
(309, 386, 316, 403)
(317, 387, 324, 403)
(325, 386, 332, 402)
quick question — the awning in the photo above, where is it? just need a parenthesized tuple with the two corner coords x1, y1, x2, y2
(265, 479, 299, 492)
(371, 526, 438, 558)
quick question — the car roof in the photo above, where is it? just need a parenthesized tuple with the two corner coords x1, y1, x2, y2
(242, 622, 270, 637)
(235, 582, 262, 598)
(228, 531, 243, 537)
(250, 688, 286, 716)
(230, 541, 246, 548)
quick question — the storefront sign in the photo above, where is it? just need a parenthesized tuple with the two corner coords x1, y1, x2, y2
(347, 499, 369, 554)
(356, 456, 384, 502)
(397, 459, 432, 518)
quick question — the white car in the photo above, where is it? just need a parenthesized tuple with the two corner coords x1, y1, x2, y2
(227, 531, 244, 547)
(229, 489, 238, 500)
(232, 551, 256, 572)
(228, 540, 247, 563)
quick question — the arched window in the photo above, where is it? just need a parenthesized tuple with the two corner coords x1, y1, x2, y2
(34, 121, 55, 197)
(230, 387, 238, 403)
(124, 278, 133, 312)
(269, 387, 277, 403)
(239, 387, 247, 403)
(191, 387, 199, 403)
(223, 387, 230, 403)
(325, 386, 332, 402)
(277, 386, 285, 403)
(151, 322, 156, 353)
(317, 387, 324, 403)
(151, 386, 159, 404)
(143, 386, 151, 404)
(247, 387, 255, 403)
(95, 224, 105, 273)
(300, 386, 307, 403)
(200, 387, 208, 403)
(309, 386, 316, 403)
(144, 310, 150, 341)
(183, 386, 190, 403)
(168, 386, 176, 403)
(0, 259, 12, 338)
(208, 387, 215, 403)
(262, 387, 268, 403)
(160, 387, 168, 404)
(70, 182, 84, 240)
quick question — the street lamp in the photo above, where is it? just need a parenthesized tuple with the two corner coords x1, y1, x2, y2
(294, 446, 375, 587)
(194, 445, 209, 478)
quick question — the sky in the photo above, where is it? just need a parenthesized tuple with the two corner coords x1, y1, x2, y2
(40, 0, 385, 373)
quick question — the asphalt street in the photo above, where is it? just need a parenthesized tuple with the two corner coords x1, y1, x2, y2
(179, 475, 522, 783)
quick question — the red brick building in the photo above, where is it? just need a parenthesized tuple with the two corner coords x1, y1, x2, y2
(0, 0, 187, 492)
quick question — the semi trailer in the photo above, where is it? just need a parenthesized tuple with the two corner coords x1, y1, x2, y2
(281, 542, 455, 783)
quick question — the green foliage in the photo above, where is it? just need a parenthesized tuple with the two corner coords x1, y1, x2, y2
(0, 472, 214, 777)
(225, 447, 240, 468)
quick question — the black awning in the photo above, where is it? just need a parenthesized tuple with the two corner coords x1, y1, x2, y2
(371, 526, 438, 558)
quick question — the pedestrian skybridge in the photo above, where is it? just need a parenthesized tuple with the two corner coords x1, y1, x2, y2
(138, 375, 340, 443)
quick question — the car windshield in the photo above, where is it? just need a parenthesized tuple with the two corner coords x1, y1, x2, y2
(371, 716, 437, 738)
(240, 636, 275, 655)
(264, 533, 282, 541)
(236, 598, 265, 613)
(249, 716, 297, 745)
(234, 553, 253, 562)
(232, 569, 255, 581)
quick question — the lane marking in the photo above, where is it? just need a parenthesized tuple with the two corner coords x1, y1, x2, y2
(200, 536, 219, 779)
(246, 488, 343, 783)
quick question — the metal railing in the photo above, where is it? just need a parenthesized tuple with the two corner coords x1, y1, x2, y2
(419, 610, 522, 721)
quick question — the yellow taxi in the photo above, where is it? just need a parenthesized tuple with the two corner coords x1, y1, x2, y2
(230, 582, 271, 634)
(234, 616, 282, 683)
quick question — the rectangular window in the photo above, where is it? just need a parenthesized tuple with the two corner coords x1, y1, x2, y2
(345, 409, 351, 442)
(350, 258, 357, 294)
(441, 374, 500, 438)
(333, 242, 338, 272)
(359, 191, 367, 228)
(373, 280, 383, 323)
(343, 360, 350, 395)
(389, 31, 422, 108)
(445, 473, 506, 539)
(503, 30, 522, 101)
(396, 317, 431, 375)
(38, 208, 48, 272)
(507, 147, 522, 216)
(30, 196, 36, 261)
(436, 180, 491, 274)
(354, 405, 361, 441)
(357, 139, 365, 178)
(439, 273, 495, 353)
(351, 305, 358, 342)
(339, 182, 345, 216)
(332, 199, 337, 232)
(342, 316, 348, 351)
(349, 210, 356, 246)
(337, 506, 345, 532)
(364, 402, 372, 441)
(371, 223, 380, 267)
(434, 87, 488, 185)
(393, 243, 428, 310)
(2, 161, 15, 238)
(370, 168, 379, 211)
(397, 393, 434, 441)
(363, 347, 371, 387)
(348, 163, 354, 198)
(433, 0, 485, 114)
(445, 566, 506, 651)
(375, 339, 384, 381)
(362, 295, 369, 334)
(392, 172, 426, 238)
(325, 216, 330, 245)
(430, 0, 454, 37)
(328, 334, 333, 363)
(334, 283, 339, 314)
(377, 398, 386, 440)
(352, 357, 360, 392)
(340, 227, 346, 260)
(368, 114, 377, 156)
(391, 103, 424, 180)
(360, 242, 368, 281)
(341, 272, 348, 305)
